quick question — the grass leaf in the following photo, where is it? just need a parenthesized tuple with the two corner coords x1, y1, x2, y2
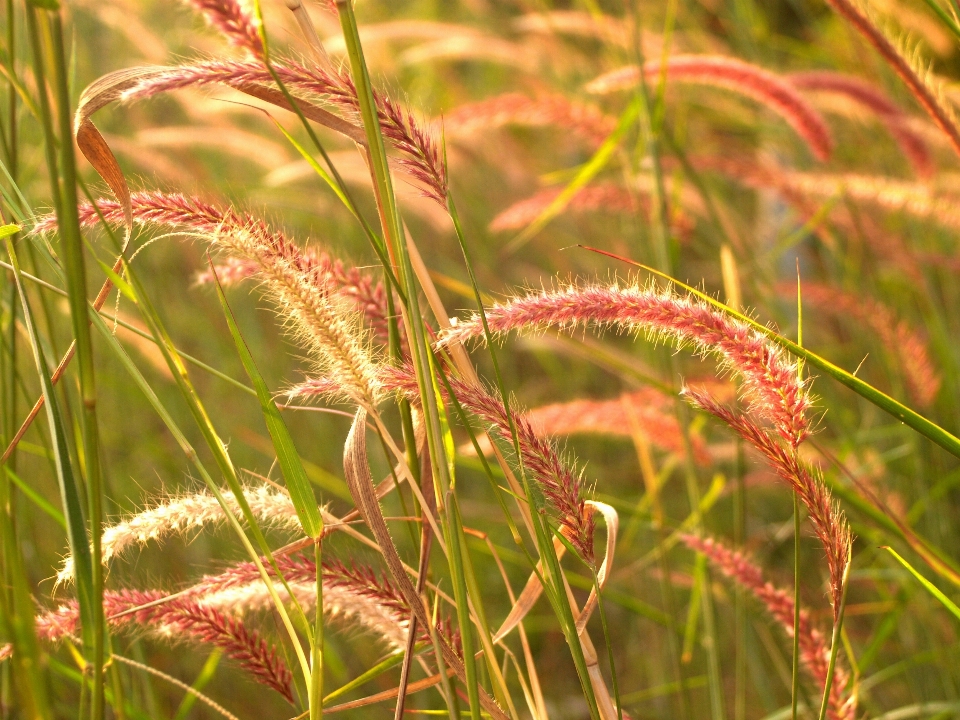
(209, 259, 323, 539)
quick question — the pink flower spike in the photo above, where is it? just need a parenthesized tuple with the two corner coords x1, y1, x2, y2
(683, 535, 855, 720)
(587, 55, 834, 161)
(789, 70, 934, 178)
(683, 387, 851, 619)
(184, 0, 263, 57)
(439, 281, 811, 447)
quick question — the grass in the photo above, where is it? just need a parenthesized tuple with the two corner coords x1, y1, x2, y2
(3, 0, 960, 718)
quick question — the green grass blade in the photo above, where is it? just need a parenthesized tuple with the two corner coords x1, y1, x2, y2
(322, 649, 407, 704)
(506, 98, 641, 252)
(171, 650, 222, 720)
(210, 261, 323, 540)
(884, 547, 960, 622)
(5, 235, 95, 654)
(4, 465, 65, 528)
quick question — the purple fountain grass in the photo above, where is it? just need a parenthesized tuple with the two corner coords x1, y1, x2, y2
(489, 184, 695, 238)
(788, 70, 933, 177)
(780, 281, 941, 407)
(119, 58, 448, 202)
(35, 190, 382, 406)
(185, 0, 263, 57)
(816, 0, 960, 161)
(444, 92, 616, 147)
(42, 553, 448, 668)
(682, 387, 852, 618)
(438, 281, 811, 447)
(37, 589, 294, 702)
(683, 535, 855, 720)
(586, 54, 834, 161)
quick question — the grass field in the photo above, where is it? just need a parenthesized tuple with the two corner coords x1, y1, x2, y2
(3, 0, 960, 718)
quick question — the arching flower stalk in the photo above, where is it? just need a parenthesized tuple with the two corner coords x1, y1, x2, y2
(587, 54, 834, 161)
(35, 191, 382, 407)
(37, 589, 295, 703)
(683, 535, 855, 720)
(816, 0, 960, 160)
(788, 70, 934, 177)
(56, 484, 310, 586)
(682, 388, 852, 619)
(438, 280, 811, 447)
(38, 554, 453, 688)
(118, 59, 447, 202)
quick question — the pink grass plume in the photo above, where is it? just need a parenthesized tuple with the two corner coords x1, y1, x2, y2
(683, 535, 855, 720)
(788, 70, 934, 177)
(184, 0, 263, 57)
(587, 54, 834, 161)
(682, 387, 852, 619)
(439, 281, 811, 447)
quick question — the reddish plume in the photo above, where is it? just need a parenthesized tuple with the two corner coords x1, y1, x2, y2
(37, 589, 293, 702)
(684, 535, 854, 720)
(439, 282, 811, 447)
(817, 0, 960, 161)
(587, 55, 834, 161)
(789, 70, 934, 177)
(683, 387, 852, 619)
(120, 59, 448, 203)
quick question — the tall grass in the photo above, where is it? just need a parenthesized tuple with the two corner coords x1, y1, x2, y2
(2, 0, 960, 718)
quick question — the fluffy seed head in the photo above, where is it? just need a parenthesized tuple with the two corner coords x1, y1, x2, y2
(683, 388, 852, 618)
(587, 54, 834, 161)
(684, 535, 855, 720)
(439, 281, 811, 447)
(36, 191, 383, 407)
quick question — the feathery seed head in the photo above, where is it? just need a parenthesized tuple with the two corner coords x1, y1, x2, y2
(683, 387, 852, 617)
(685, 535, 855, 720)
(184, 0, 263, 57)
(587, 55, 834, 160)
(36, 191, 384, 407)
(439, 280, 812, 447)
